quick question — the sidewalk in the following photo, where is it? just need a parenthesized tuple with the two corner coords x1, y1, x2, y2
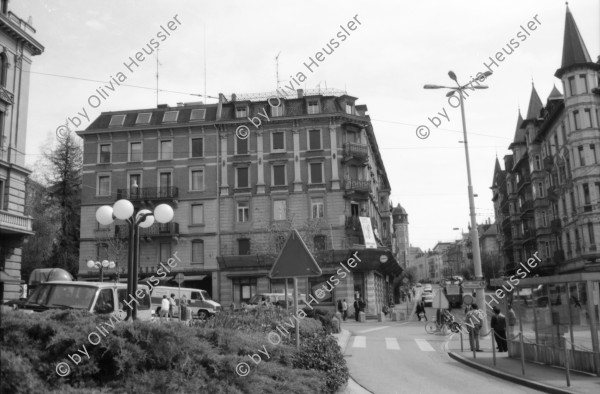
(333, 328, 372, 394)
(446, 332, 600, 394)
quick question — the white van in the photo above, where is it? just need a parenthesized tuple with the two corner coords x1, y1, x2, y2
(243, 293, 308, 311)
(151, 286, 221, 319)
(19, 281, 154, 320)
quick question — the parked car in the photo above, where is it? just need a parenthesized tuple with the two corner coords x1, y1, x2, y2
(423, 284, 433, 292)
(15, 281, 154, 320)
(422, 291, 434, 307)
(151, 286, 221, 319)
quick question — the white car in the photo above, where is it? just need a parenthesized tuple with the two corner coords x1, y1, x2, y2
(423, 284, 433, 292)
(422, 291, 434, 307)
(151, 286, 221, 319)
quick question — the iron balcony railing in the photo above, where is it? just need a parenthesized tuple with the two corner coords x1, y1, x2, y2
(116, 222, 179, 238)
(344, 179, 371, 193)
(343, 142, 369, 161)
(116, 187, 179, 201)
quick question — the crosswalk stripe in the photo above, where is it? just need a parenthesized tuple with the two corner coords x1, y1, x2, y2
(352, 336, 366, 348)
(358, 326, 389, 334)
(414, 339, 435, 352)
(385, 337, 400, 350)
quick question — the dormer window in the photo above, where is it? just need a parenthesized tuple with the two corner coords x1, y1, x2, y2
(345, 104, 353, 115)
(163, 111, 179, 123)
(307, 100, 319, 115)
(136, 113, 151, 124)
(236, 107, 248, 118)
(190, 109, 206, 121)
(109, 115, 126, 127)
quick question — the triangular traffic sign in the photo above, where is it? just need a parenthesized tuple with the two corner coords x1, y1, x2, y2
(269, 229, 322, 278)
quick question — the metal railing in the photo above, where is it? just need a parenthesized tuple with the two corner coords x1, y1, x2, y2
(116, 187, 179, 201)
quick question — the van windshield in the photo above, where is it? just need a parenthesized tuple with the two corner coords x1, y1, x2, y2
(200, 290, 211, 301)
(27, 284, 97, 310)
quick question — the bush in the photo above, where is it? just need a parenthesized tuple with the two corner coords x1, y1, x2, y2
(293, 332, 349, 393)
(1, 308, 345, 393)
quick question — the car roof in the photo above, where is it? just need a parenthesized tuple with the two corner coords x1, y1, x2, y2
(40, 281, 149, 290)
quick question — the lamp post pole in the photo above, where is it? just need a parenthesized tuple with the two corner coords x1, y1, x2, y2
(424, 70, 492, 329)
(96, 200, 174, 321)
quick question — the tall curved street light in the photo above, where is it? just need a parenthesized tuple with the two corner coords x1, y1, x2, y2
(424, 70, 492, 331)
(87, 259, 115, 282)
(96, 199, 174, 320)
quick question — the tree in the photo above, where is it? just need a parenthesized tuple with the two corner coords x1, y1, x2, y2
(45, 131, 82, 275)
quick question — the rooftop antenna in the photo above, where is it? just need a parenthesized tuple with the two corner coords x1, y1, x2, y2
(204, 23, 207, 103)
(275, 51, 282, 89)
(156, 49, 160, 106)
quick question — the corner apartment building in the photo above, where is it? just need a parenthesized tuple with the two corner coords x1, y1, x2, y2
(492, 6, 600, 276)
(78, 88, 402, 314)
(0, 1, 44, 299)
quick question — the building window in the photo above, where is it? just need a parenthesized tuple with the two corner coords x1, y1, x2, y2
(98, 144, 111, 163)
(314, 235, 327, 251)
(238, 238, 250, 255)
(310, 162, 323, 184)
(271, 103, 283, 117)
(307, 100, 319, 115)
(568, 76, 576, 96)
(236, 134, 248, 155)
(578, 146, 585, 166)
(236, 107, 247, 118)
(345, 104, 353, 115)
(129, 174, 141, 193)
(236, 167, 249, 188)
(135, 113, 151, 124)
(272, 164, 286, 186)
(573, 111, 580, 130)
(570, 191, 576, 214)
(273, 200, 286, 221)
(160, 140, 172, 160)
(96, 243, 109, 261)
(311, 198, 324, 218)
(190, 109, 206, 121)
(191, 138, 203, 157)
(192, 240, 204, 263)
(584, 109, 592, 128)
(234, 277, 257, 303)
(579, 74, 588, 93)
(162, 111, 179, 123)
(541, 210, 547, 227)
(0, 53, 6, 87)
(583, 183, 591, 206)
(191, 204, 204, 224)
(309, 277, 333, 303)
(159, 243, 171, 263)
(237, 201, 249, 222)
(534, 155, 540, 170)
(97, 175, 110, 196)
(309, 129, 321, 150)
(129, 142, 142, 162)
(0, 179, 4, 209)
(272, 132, 284, 150)
(538, 182, 544, 198)
(191, 169, 204, 191)
(591, 144, 597, 164)
(588, 223, 596, 247)
(109, 114, 126, 127)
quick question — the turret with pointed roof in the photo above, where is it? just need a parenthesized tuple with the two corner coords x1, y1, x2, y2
(555, 5, 600, 78)
(525, 83, 543, 121)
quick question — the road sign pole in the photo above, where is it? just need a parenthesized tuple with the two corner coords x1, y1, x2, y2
(285, 279, 289, 312)
(178, 281, 181, 322)
(294, 277, 299, 350)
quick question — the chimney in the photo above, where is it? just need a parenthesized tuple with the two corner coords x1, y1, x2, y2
(231, 93, 237, 102)
(297, 89, 303, 98)
(177, 102, 184, 107)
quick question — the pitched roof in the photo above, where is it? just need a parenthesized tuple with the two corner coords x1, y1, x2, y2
(555, 6, 599, 77)
(492, 157, 502, 186)
(525, 84, 543, 120)
(548, 85, 563, 101)
(513, 111, 525, 143)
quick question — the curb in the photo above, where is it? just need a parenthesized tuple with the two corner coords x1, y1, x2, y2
(447, 351, 578, 394)
(333, 329, 373, 394)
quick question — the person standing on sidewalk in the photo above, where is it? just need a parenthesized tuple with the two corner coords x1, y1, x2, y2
(491, 306, 508, 352)
(465, 304, 483, 352)
(507, 303, 517, 336)
(353, 298, 360, 321)
(342, 299, 348, 321)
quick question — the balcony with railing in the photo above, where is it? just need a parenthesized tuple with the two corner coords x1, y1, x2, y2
(517, 174, 531, 191)
(0, 210, 33, 235)
(519, 201, 533, 216)
(342, 142, 369, 164)
(344, 179, 371, 194)
(115, 222, 180, 239)
(116, 187, 179, 202)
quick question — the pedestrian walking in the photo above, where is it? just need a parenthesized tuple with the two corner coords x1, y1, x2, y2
(491, 306, 508, 352)
(465, 304, 484, 352)
(168, 293, 176, 318)
(353, 299, 360, 321)
(415, 299, 427, 321)
(507, 303, 517, 336)
(160, 295, 170, 322)
(342, 299, 348, 321)
(337, 299, 344, 315)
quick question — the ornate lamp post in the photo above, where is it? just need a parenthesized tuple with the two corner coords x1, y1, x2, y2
(86, 259, 115, 282)
(95, 199, 174, 320)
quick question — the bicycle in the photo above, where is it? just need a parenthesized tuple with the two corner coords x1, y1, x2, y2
(425, 312, 461, 335)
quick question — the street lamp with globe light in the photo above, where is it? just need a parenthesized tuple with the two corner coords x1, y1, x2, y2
(96, 200, 174, 320)
(424, 70, 492, 333)
(86, 259, 115, 282)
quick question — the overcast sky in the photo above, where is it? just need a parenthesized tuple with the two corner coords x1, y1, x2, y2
(17, 0, 600, 251)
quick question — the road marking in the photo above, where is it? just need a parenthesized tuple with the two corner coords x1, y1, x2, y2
(358, 326, 389, 334)
(385, 337, 400, 350)
(352, 336, 366, 348)
(414, 339, 435, 352)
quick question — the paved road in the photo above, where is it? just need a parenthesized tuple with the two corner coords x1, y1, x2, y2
(342, 320, 543, 394)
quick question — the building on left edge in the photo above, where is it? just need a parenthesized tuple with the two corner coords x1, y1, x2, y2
(0, 0, 44, 300)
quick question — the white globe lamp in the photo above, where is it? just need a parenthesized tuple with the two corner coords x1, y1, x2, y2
(113, 199, 134, 220)
(87, 260, 95, 269)
(137, 209, 154, 228)
(96, 206, 114, 225)
(154, 204, 174, 224)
